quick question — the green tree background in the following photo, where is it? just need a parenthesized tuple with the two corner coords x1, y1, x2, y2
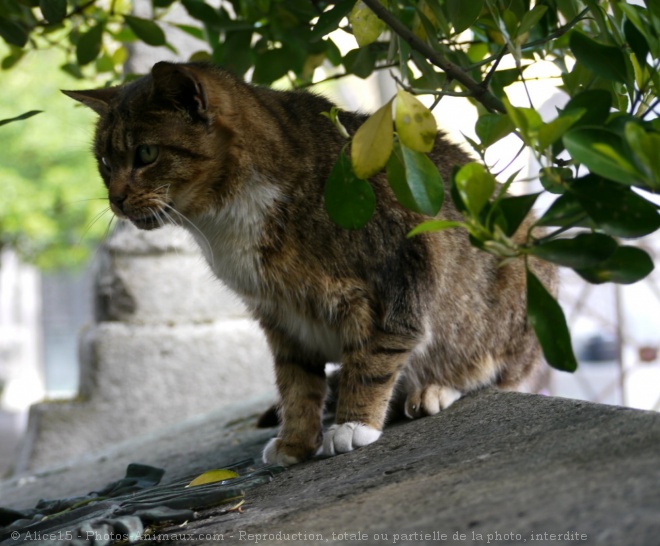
(0, 45, 107, 268)
(1, 0, 659, 368)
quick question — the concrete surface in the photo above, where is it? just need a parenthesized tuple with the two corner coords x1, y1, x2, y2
(1, 389, 659, 545)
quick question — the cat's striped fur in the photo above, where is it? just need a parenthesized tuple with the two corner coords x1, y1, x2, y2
(65, 62, 555, 465)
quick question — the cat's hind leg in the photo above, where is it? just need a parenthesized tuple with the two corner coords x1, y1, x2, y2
(403, 384, 463, 419)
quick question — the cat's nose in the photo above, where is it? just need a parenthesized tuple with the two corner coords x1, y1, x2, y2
(110, 192, 127, 211)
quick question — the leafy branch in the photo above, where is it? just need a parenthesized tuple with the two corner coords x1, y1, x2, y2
(359, 0, 506, 113)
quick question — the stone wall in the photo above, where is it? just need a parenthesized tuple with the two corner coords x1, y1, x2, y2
(16, 223, 274, 472)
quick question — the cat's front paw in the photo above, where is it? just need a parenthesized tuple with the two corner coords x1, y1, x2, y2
(262, 438, 307, 466)
(322, 422, 382, 457)
(262, 438, 321, 466)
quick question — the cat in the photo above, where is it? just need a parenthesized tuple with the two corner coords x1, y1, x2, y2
(64, 61, 556, 466)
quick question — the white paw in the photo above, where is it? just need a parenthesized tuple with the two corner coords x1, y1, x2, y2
(262, 438, 303, 466)
(405, 385, 462, 419)
(436, 386, 463, 410)
(322, 422, 382, 456)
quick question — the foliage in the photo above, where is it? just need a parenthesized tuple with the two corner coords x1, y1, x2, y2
(0, 46, 107, 269)
(2, 0, 660, 369)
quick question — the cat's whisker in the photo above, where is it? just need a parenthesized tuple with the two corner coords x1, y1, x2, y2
(153, 183, 172, 196)
(75, 205, 114, 266)
(86, 213, 118, 265)
(62, 196, 110, 206)
(162, 203, 216, 269)
(80, 205, 113, 243)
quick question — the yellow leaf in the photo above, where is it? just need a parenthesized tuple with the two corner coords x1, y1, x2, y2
(186, 469, 239, 487)
(351, 99, 394, 179)
(349, 1, 386, 47)
(395, 90, 437, 153)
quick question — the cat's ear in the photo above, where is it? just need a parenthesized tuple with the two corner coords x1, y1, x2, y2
(150, 61, 208, 121)
(61, 88, 118, 116)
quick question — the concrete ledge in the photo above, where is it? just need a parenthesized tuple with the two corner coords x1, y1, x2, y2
(99, 253, 248, 323)
(2, 390, 659, 545)
(20, 320, 273, 472)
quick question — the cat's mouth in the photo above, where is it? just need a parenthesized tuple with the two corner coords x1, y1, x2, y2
(129, 209, 168, 230)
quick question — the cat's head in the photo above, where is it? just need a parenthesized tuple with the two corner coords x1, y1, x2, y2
(64, 62, 239, 230)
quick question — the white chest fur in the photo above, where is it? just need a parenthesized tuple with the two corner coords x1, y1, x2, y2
(185, 178, 346, 362)
(187, 179, 281, 296)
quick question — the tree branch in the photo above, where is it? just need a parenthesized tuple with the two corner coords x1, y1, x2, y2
(468, 7, 590, 70)
(359, 0, 506, 113)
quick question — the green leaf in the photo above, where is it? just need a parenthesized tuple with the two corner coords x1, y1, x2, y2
(644, 0, 660, 21)
(496, 193, 540, 237)
(349, 0, 386, 47)
(325, 151, 376, 229)
(76, 22, 104, 66)
(570, 177, 660, 238)
(537, 193, 589, 228)
(61, 62, 84, 79)
(0, 110, 42, 127)
(539, 167, 572, 195)
(454, 163, 495, 217)
(569, 31, 628, 83)
(395, 90, 437, 153)
(324, 38, 342, 66)
(622, 3, 660, 58)
(561, 89, 612, 128)
(554, 90, 612, 154)
(624, 122, 660, 189)
(311, 0, 354, 41)
(503, 98, 543, 145)
(176, 24, 206, 41)
(1, 49, 24, 69)
(0, 17, 28, 47)
(124, 15, 166, 46)
(529, 233, 618, 269)
(575, 246, 654, 284)
(517, 5, 548, 37)
(40, 0, 67, 24)
(490, 68, 519, 99)
(181, 0, 223, 26)
(408, 220, 465, 237)
(449, 166, 467, 214)
(343, 45, 377, 78)
(187, 469, 239, 487)
(446, 0, 484, 33)
(475, 113, 514, 146)
(252, 47, 292, 84)
(537, 111, 584, 150)
(387, 140, 444, 216)
(351, 100, 393, 179)
(526, 268, 578, 373)
(624, 18, 650, 63)
(563, 127, 644, 186)
(95, 53, 114, 73)
(219, 30, 254, 77)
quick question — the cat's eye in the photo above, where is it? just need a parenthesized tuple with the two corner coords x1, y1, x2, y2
(135, 144, 159, 167)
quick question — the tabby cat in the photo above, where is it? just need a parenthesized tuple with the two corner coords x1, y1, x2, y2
(65, 61, 555, 466)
